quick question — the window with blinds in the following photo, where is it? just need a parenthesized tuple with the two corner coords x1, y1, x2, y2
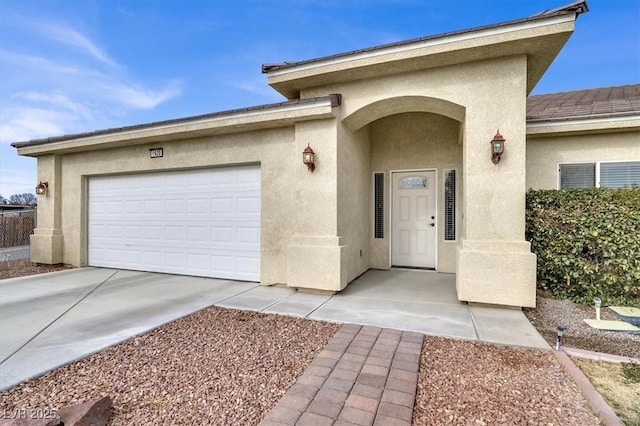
(444, 169, 456, 241)
(374, 173, 384, 238)
(559, 161, 640, 189)
(600, 161, 640, 188)
(559, 163, 595, 188)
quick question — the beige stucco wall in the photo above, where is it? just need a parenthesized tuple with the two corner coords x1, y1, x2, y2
(286, 118, 350, 291)
(336, 122, 371, 283)
(31, 154, 63, 264)
(455, 56, 536, 307)
(526, 130, 640, 189)
(369, 112, 462, 273)
(45, 127, 298, 286)
(302, 56, 537, 306)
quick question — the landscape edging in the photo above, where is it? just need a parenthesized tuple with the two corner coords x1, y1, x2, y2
(553, 349, 624, 426)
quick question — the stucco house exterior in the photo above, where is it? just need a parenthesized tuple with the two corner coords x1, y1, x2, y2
(12, 1, 640, 308)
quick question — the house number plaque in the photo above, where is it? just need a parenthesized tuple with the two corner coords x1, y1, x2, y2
(149, 148, 163, 158)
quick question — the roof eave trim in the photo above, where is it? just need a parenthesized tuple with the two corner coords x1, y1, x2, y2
(263, 12, 577, 78)
(526, 113, 640, 136)
(531, 0, 589, 18)
(14, 95, 341, 155)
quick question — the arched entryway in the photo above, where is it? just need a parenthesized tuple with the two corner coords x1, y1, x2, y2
(342, 96, 464, 273)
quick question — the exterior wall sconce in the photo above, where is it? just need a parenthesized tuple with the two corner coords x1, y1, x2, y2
(35, 181, 49, 196)
(302, 144, 316, 172)
(491, 130, 505, 164)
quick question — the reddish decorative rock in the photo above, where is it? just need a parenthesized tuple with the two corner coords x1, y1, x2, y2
(58, 396, 112, 426)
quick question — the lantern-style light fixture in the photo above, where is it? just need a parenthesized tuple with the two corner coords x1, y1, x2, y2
(35, 181, 49, 196)
(490, 130, 505, 164)
(302, 144, 315, 172)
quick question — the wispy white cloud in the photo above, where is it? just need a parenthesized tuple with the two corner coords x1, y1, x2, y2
(106, 81, 183, 109)
(0, 107, 71, 143)
(0, 50, 80, 75)
(36, 22, 119, 68)
(0, 21, 182, 145)
(13, 91, 92, 118)
(0, 160, 38, 198)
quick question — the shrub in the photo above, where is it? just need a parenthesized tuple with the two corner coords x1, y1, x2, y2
(526, 188, 640, 305)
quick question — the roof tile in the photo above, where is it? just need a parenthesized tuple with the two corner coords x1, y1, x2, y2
(526, 83, 640, 121)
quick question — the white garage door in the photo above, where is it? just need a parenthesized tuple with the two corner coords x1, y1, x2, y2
(88, 165, 260, 281)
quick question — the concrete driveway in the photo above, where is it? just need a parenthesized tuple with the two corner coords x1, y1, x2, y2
(0, 268, 261, 390)
(0, 267, 548, 390)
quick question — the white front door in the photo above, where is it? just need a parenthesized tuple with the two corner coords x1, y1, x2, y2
(391, 170, 437, 268)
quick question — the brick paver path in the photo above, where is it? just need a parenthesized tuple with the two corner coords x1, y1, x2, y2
(260, 324, 424, 426)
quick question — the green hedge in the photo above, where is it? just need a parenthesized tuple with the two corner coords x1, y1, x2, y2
(525, 188, 640, 305)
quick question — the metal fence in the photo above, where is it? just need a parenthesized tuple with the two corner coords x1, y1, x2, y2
(0, 209, 36, 248)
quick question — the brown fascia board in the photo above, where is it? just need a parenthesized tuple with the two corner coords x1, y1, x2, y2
(11, 94, 342, 149)
(261, 0, 588, 75)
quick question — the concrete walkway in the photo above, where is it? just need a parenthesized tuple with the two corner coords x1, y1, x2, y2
(0, 267, 548, 391)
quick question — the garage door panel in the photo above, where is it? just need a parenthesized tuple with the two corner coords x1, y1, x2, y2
(89, 165, 260, 281)
(144, 226, 163, 240)
(107, 200, 124, 214)
(144, 251, 163, 266)
(165, 252, 185, 267)
(237, 256, 260, 274)
(144, 199, 163, 214)
(237, 227, 260, 243)
(165, 226, 184, 241)
(211, 227, 233, 243)
(210, 254, 234, 271)
(165, 173, 188, 188)
(186, 226, 208, 242)
(165, 200, 183, 214)
(188, 198, 209, 215)
(188, 253, 210, 270)
(124, 249, 143, 264)
(107, 248, 126, 263)
(211, 198, 234, 214)
(238, 167, 261, 183)
(237, 196, 260, 214)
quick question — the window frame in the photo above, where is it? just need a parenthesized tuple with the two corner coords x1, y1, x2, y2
(557, 160, 640, 189)
(442, 168, 458, 243)
(597, 160, 640, 189)
(557, 161, 596, 189)
(372, 172, 385, 239)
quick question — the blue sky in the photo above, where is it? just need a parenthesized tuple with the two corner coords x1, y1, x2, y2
(1, 0, 638, 198)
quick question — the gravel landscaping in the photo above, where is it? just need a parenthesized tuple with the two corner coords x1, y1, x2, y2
(0, 259, 73, 280)
(2, 262, 637, 424)
(0, 307, 340, 424)
(524, 294, 640, 359)
(413, 336, 600, 425)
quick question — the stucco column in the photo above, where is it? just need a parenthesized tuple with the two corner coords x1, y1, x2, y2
(456, 57, 536, 308)
(286, 119, 347, 291)
(30, 154, 64, 264)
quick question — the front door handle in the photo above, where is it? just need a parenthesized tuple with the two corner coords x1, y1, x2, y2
(429, 223, 435, 227)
